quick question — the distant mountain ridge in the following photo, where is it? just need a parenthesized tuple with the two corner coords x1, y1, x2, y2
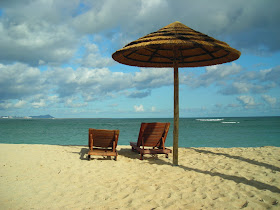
(29, 114, 55, 119)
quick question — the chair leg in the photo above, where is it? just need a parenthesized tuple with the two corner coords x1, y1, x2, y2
(88, 155, 91, 161)
(114, 156, 117, 161)
(140, 154, 143, 160)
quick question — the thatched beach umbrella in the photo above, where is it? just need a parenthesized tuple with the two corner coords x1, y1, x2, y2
(112, 21, 241, 165)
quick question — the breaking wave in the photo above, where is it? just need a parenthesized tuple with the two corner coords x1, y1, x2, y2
(196, 119, 224, 122)
(222, 121, 240, 124)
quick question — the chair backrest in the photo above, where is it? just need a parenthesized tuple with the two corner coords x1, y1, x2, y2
(137, 122, 170, 147)
(89, 129, 119, 148)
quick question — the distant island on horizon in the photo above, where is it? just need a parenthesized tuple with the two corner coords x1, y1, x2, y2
(29, 114, 55, 119)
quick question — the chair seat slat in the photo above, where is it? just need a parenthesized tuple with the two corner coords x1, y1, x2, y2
(88, 129, 119, 161)
(130, 122, 171, 160)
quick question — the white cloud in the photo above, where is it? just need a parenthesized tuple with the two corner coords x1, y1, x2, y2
(182, 64, 280, 96)
(261, 66, 280, 85)
(220, 66, 280, 95)
(205, 63, 242, 78)
(64, 97, 88, 108)
(133, 68, 173, 89)
(138, 0, 168, 21)
(237, 95, 258, 108)
(78, 43, 114, 68)
(72, 0, 280, 53)
(0, 62, 175, 112)
(1, 99, 28, 110)
(32, 99, 46, 109)
(0, 21, 77, 65)
(14, 100, 27, 108)
(0, 101, 13, 109)
(134, 104, 144, 112)
(45, 66, 173, 101)
(0, 0, 279, 118)
(1, 60, 279, 118)
(0, 0, 279, 68)
(47, 95, 60, 103)
(72, 0, 139, 34)
(0, 63, 46, 100)
(220, 82, 271, 95)
(151, 106, 156, 112)
(262, 95, 277, 107)
(44, 67, 132, 99)
(0, 0, 82, 65)
(183, 63, 242, 88)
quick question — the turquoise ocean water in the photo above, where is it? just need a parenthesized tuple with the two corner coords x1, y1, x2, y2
(0, 117, 279, 148)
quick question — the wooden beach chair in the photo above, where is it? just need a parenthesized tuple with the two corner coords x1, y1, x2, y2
(88, 129, 119, 161)
(130, 122, 172, 160)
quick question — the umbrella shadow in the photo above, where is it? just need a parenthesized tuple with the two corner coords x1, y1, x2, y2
(78, 148, 114, 161)
(65, 146, 130, 161)
(191, 148, 280, 172)
(118, 148, 172, 163)
(118, 148, 140, 160)
(65, 146, 280, 193)
(144, 155, 280, 194)
(178, 163, 280, 193)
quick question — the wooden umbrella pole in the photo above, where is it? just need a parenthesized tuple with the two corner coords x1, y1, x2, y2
(173, 49, 179, 166)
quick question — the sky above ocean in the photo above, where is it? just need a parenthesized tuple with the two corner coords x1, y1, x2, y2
(0, 0, 279, 118)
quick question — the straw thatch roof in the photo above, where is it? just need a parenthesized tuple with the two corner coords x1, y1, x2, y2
(112, 21, 241, 68)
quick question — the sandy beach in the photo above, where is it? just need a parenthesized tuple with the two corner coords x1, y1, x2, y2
(0, 144, 279, 209)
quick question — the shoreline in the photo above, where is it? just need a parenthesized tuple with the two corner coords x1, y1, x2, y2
(1, 142, 279, 148)
(1, 144, 279, 209)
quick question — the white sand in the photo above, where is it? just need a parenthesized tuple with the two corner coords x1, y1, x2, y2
(0, 144, 279, 209)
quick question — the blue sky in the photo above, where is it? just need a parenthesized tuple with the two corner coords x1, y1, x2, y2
(0, 0, 279, 118)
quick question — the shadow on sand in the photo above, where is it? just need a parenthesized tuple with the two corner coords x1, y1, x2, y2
(61, 145, 113, 161)
(73, 146, 280, 193)
(119, 147, 280, 193)
(191, 148, 280, 172)
(78, 147, 114, 161)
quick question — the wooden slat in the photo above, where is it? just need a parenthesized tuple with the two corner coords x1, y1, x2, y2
(143, 132, 164, 136)
(131, 122, 171, 160)
(130, 142, 172, 154)
(144, 127, 166, 131)
(143, 130, 165, 135)
(88, 148, 117, 156)
(89, 129, 117, 147)
(88, 128, 119, 161)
